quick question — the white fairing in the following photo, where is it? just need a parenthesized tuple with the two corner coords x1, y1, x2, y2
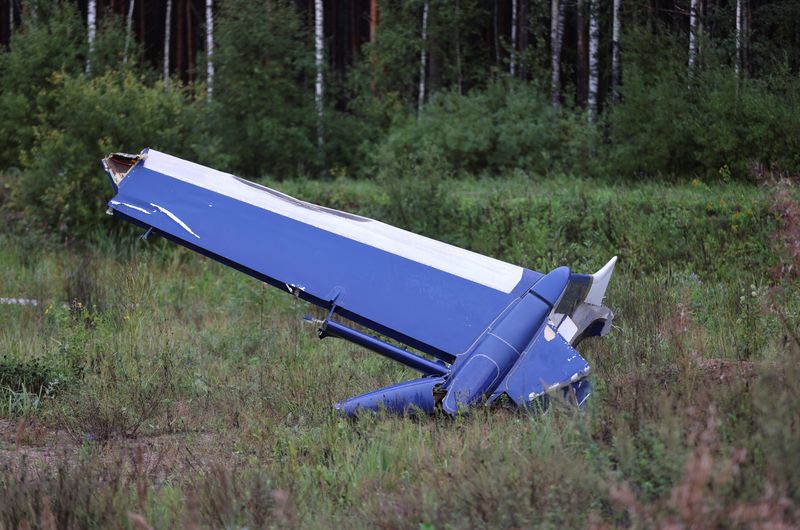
(585, 256, 617, 305)
(551, 256, 617, 343)
(139, 150, 525, 293)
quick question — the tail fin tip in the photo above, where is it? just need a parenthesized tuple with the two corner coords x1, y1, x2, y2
(585, 256, 617, 305)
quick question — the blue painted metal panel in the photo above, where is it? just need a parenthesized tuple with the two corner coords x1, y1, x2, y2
(334, 376, 444, 415)
(489, 324, 591, 407)
(107, 160, 542, 360)
(104, 151, 616, 418)
(440, 267, 570, 414)
(530, 266, 570, 306)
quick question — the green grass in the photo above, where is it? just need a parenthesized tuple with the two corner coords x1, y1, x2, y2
(0, 178, 798, 528)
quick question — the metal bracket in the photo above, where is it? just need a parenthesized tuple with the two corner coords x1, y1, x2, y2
(302, 287, 345, 338)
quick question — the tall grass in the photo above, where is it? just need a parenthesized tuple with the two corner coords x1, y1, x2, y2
(0, 179, 797, 528)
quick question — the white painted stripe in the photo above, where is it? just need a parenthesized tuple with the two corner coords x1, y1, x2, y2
(150, 203, 200, 239)
(110, 200, 151, 215)
(140, 150, 524, 293)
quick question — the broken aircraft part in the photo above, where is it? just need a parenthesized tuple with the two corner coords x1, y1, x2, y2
(103, 149, 616, 416)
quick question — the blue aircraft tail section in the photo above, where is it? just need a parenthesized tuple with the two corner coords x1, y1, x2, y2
(103, 149, 542, 362)
(103, 149, 615, 417)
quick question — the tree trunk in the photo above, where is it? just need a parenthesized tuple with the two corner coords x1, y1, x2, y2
(550, 0, 562, 107)
(369, 0, 378, 40)
(688, 0, 698, 80)
(588, 0, 599, 120)
(576, 0, 586, 105)
(418, 2, 429, 114)
(206, 0, 214, 100)
(86, 0, 97, 75)
(163, 0, 173, 90)
(369, 0, 377, 92)
(456, 0, 462, 94)
(186, 0, 194, 84)
(176, 0, 184, 80)
(510, 0, 517, 76)
(518, 0, 528, 78)
(139, 0, 145, 50)
(123, 0, 135, 64)
(611, 0, 621, 102)
(315, 0, 324, 149)
(735, 0, 741, 75)
(9, 0, 13, 38)
(493, 0, 500, 65)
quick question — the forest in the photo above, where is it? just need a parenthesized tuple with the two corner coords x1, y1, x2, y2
(0, 0, 799, 237)
(1, 0, 800, 528)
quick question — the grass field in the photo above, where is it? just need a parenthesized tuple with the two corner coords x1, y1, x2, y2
(0, 176, 798, 528)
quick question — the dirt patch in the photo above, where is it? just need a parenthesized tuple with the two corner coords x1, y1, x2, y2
(694, 358, 756, 384)
(0, 420, 229, 484)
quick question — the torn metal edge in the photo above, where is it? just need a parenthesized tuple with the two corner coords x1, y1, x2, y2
(102, 151, 147, 192)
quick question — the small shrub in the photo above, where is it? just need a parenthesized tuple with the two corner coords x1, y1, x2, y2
(9, 70, 201, 240)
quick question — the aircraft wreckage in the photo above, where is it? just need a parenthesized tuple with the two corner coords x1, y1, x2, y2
(103, 149, 616, 416)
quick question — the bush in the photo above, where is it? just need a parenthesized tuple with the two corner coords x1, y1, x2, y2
(9, 71, 201, 239)
(0, 2, 84, 169)
(609, 28, 800, 180)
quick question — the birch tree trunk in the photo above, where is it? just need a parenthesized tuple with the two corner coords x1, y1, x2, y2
(163, 0, 173, 90)
(550, 0, 562, 107)
(8, 0, 13, 37)
(611, 0, 621, 102)
(518, 0, 528, 78)
(206, 0, 214, 100)
(510, 0, 517, 77)
(86, 0, 97, 75)
(588, 0, 599, 120)
(735, 0, 741, 76)
(314, 0, 324, 149)
(688, 0, 698, 80)
(417, 2, 429, 114)
(123, 0, 135, 64)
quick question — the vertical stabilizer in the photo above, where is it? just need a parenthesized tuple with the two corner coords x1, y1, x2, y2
(585, 256, 617, 306)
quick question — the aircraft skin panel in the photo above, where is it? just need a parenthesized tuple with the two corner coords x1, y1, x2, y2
(141, 149, 525, 294)
(108, 156, 543, 357)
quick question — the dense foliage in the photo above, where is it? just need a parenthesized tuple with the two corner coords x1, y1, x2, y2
(1, 3, 799, 527)
(0, 177, 798, 528)
(1, 0, 799, 237)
